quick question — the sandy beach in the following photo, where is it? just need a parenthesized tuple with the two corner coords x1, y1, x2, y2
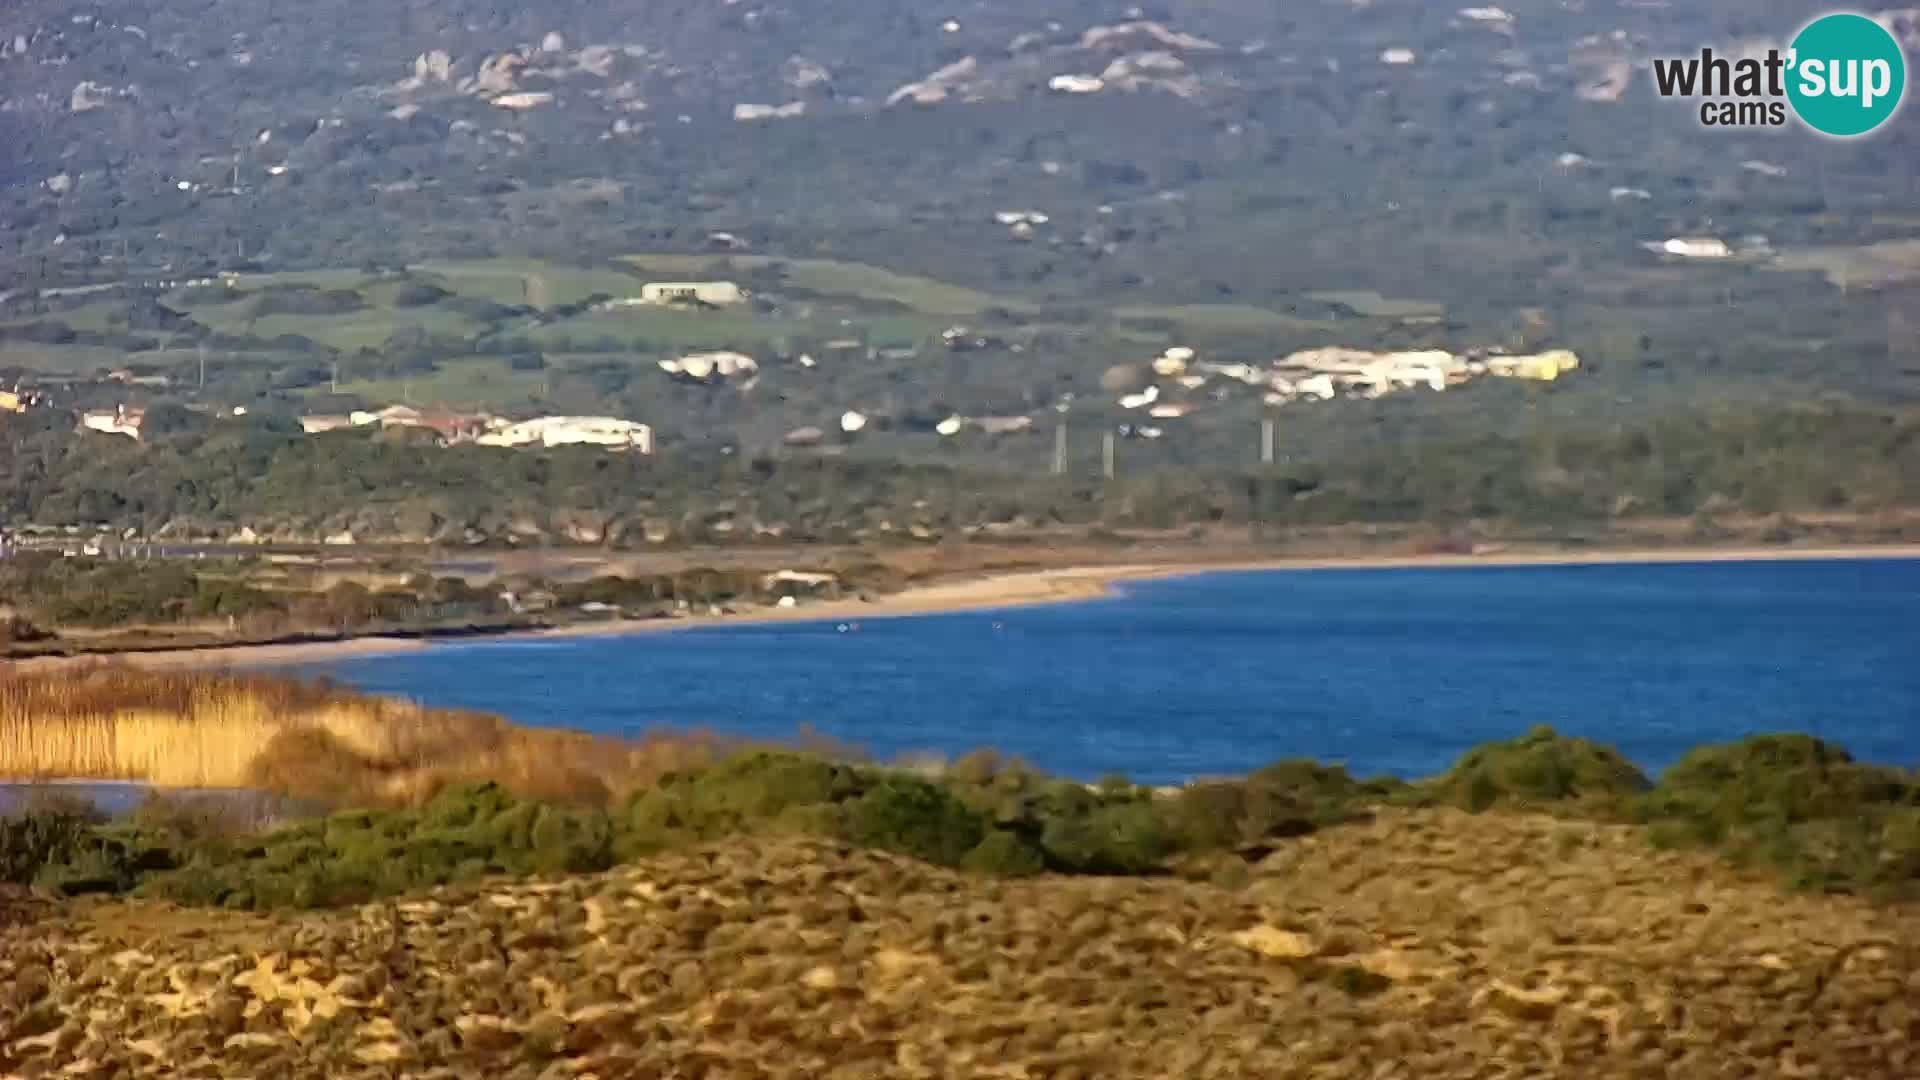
(14, 543, 1920, 672)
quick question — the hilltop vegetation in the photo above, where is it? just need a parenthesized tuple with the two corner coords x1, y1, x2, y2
(3, 0, 1918, 476)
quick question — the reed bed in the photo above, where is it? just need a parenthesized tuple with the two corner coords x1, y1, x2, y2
(0, 664, 739, 808)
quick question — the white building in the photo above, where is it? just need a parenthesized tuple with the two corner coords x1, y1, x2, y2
(79, 405, 143, 440)
(1048, 74, 1106, 94)
(476, 416, 653, 453)
(733, 102, 806, 121)
(1649, 237, 1732, 259)
(491, 92, 556, 110)
(638, 281, 746, 306)
(660, 351, 757, 379)
(299, 415, 353, 435)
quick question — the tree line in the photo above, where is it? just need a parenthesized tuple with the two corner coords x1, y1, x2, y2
(1, 400, 1916, 544)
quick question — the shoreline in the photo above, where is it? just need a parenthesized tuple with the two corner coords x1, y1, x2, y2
(12, 542, 1920, 672)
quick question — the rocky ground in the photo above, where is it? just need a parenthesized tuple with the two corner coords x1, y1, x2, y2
(4, 809, 1918, 1079)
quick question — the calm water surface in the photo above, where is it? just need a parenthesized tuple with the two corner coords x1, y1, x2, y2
(279, 560, 1920, 785)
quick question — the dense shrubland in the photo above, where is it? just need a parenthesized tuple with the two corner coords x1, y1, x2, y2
(7, 721, 1918, 910)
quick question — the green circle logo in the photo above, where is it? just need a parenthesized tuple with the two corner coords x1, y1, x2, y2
(1787, 13, 1906, 137)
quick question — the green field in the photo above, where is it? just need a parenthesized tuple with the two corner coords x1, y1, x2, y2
(176, 305, 489, 352)
(1112, 303, 1333, 335)
(4, 254, 1418, 393)
(0, 343, 130, 374)
(525, 307, 784, 351)
(1765, 239, 1920, 290)
(315, 356, 548, 407)
(619, 253, 1022, 317)
(1306, 290, 1447, 319)
(414, 259, 645, 309)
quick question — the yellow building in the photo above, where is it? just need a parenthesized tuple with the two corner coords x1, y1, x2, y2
(1487, 349, 1580, 381)
(0, 390, 24, 414)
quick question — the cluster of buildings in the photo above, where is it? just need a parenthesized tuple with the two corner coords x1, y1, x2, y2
(61, 399, 652, 454)
(0, 388, 50, 414)
(298, 405, 654, 453)
(1121, 344, 1581, 412)
(1264, 346, 1579, 402)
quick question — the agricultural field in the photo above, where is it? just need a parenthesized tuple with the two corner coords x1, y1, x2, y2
(314, 357, 550, 409)
(0, 343, 131, 375)
(618, 254, 1021, 317)
(410, 260, 646, 310)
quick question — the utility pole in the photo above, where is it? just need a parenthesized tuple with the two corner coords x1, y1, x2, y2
(1101, 430, 1115, 480)
(1052, 421, 1067, 476)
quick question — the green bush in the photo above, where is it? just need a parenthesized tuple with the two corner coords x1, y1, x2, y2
(616, 752, 861, 858)
(1642, 735, 1913, 828)
(1163, 782, 1249, 852)
(1636, 736, 1920, 896)
(1040, 799, 1172, 874)
(137, 783, 616, 909)
(959, 829, 1047, 876)
(1429, 726, 1650, 812)
(1162, 762, 1385, 853)
(1, 812, 145, 896)
(842, 777, 986, 866)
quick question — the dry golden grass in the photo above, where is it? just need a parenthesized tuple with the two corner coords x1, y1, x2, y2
(0, 664, 738, 808)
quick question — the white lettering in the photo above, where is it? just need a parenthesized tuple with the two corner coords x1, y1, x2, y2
(1862, 59, 1892, 108)
(1830, 57, 1858, 99)
(1799, 57, 1827, 96)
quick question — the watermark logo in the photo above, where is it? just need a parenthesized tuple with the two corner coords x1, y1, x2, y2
(1651, 12, 1906, 137)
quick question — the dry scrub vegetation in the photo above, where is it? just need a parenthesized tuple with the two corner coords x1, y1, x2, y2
(6, 821, 1919, 1079)
(0, 665, 730, 807)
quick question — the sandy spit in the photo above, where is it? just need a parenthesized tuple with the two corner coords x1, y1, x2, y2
(11, 544, 1920, 672)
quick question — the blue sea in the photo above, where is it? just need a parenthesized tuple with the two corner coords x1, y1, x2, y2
(276, 560, 1920, 786)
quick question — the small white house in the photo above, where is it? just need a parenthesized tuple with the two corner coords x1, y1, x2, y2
(638, 281, 746, 306)
(1048, 74, 1106, 94)
(80, 406, 143, 440)
(1650, 237, 1732, 259)
(662, 351, 757, 380)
